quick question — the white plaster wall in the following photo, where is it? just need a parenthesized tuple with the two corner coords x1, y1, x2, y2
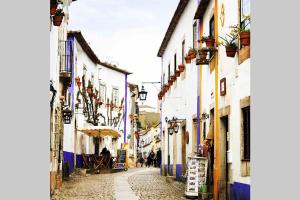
(161, 0, 199, 167)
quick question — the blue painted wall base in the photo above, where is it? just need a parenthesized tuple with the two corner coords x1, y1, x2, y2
(230, 182, 250, 200)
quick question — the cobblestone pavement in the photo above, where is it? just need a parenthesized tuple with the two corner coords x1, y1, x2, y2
(128, 168, 189, 200)
(51, 167, 190, 200)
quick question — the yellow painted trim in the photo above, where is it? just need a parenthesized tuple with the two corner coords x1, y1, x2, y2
(214, 0, 219, 199)
(199, 19, 203, 145)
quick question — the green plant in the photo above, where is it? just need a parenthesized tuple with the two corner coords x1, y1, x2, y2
(199, 47, 213, 52)
(188, 47, 197, 55)
(230, 14, 251, 33)
(219, 30, 238, 48)
(200, 35, 213, 43)
(55, 8, 65, 16)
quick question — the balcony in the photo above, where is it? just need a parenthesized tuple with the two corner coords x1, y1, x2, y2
(59, 40, 73, 87)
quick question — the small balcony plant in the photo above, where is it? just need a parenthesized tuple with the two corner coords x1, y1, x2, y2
(50, 0, 58, 16)
(230, 15, 250, 46)
(219, 30, 238, 57)
(188, 48, 197, 59)
(175, 70, 180, 78)
(178, 64, 185, 72)
(53, 9, 65, 26)
(185, 54, 191, 64)
(200, 35, 215, 48)
(198, 47, 210, 60)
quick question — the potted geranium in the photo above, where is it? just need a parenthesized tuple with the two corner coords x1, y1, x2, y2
(198, 47, 209, 60)
(219, 30, 238, 57)
(188, 48, 197, 59)
(171, 75, 176, 82)
(185, 54, 191, 64)
(200, 35, 215, 48)
(178, 64, 185, 72)
(53, 9, 65, 26)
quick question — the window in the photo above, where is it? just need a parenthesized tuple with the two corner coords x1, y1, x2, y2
(168, 64, 170, 80)
(112, 87, 119, 107)
(193, 22, 197, 49)
(209, 16, 215, 38)
(209, 16, 215, 58)
(99, 83, 106, 103)
(242, 106, 250, 160)
(174, 53, 177, 73)
(240, 0, 250, 30)
(182, 40, 185, 64)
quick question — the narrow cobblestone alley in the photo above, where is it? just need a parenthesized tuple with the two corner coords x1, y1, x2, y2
(51, 168, 189, 200)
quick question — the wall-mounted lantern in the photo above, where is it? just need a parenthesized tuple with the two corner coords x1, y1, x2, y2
(62, 107, 72, 124)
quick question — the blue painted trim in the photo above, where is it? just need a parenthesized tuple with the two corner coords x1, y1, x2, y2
(123, 74, 128, 143)
(176, 164, 183, 181)
(76, 154, 83, 168)
(63, 151, 74, 173)
(230, 182, 250, 200)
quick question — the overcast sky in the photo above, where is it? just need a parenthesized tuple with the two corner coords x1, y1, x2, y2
(68, 0, 179, 109)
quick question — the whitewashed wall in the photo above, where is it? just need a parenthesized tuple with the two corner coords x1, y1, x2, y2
(161, 0, 199, 167)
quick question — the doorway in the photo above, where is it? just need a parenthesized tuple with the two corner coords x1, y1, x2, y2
(220, 115, 230, 200)
(208, 108, 215, 193)
(181, 125, 187, 177)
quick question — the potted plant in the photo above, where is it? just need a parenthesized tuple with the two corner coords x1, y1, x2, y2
(219, 30, 238, 57)
(168, 79, 173, 85)
(230, 15, 250, 46)
(185, 54, 191, 64)
(175, 70, 180, 77)
(188, 48, 197, 59)
(53, 9, 65, 26)
(200, 35, 215, 48)
(198, 47, 209, 60)
(178, 64, 185, 72)
(50, 0, 58, 16)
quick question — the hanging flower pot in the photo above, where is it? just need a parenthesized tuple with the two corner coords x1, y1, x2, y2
(179, 64, 185, 72)
(171, 75, 176, 82)
(225, 45, 237, 57)
(199, 48, 208, 60)
(53, 9, 65, 26)
(239, 31, 250, 46)
(205, 37, 215, 48)
(175, 70, 180, 77)
(188, 48, 197, 59)
(168, 79, 173, 85)
(185, 55, 191, 64)
(50, 4, 58, 15)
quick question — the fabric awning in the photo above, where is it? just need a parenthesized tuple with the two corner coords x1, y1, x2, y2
(78, 126, 122, 138)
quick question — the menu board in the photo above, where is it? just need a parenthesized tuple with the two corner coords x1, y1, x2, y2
(117, 149, 126, 163)
(185, 156, 208, 197)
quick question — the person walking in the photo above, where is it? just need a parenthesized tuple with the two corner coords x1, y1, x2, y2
(156, 148, 162, 168)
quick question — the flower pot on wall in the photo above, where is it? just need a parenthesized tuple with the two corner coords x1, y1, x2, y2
(185, 56, 191, 64)
(205, 38, 215, 48)
(240, 32, 250, 46)
(50, 4, 58, 15)
(199, 51, 208, 60)
(171, 75, 176, 82)
(168, 79, 173, 85)
(178, 64, 185, 72)
(175, 70, 180, 77)
(188, 49, 196, 59)
(53, 15, 64, 26)
(225, 46, 237, 57)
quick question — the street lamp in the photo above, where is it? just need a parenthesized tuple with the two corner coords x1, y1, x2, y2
(138, 85, 148, 101)
(62, 107, 72, 124)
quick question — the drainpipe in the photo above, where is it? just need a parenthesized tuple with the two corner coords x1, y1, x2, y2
(123, 74, 128, 144)
(160, 57, 163, 175)
(196, 0, 201, 149)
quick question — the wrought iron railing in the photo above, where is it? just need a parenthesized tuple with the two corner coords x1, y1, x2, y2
(59, 40, 73, 74)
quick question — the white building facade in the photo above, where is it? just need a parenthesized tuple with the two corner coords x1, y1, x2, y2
(61, 31, 132, 175)
(158, 0, 251, 199)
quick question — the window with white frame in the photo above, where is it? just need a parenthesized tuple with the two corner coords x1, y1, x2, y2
(99, 83, 106, 103)
(240, 0, 250, 30)
(112, 87, 119, 107)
